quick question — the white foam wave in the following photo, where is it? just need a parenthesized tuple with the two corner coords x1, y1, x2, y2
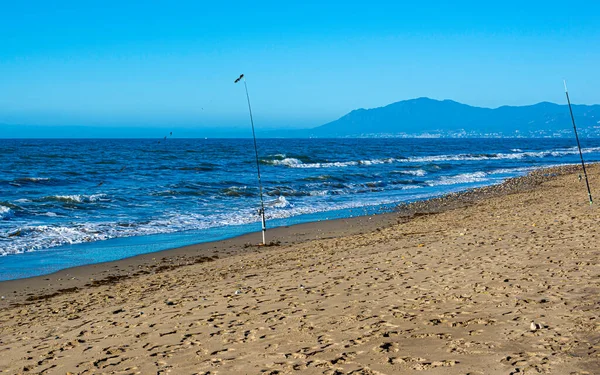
(1, 192, 402, 255)
(43, 194, 107, 203)
(359, 158, 397, 166)
(488, 167, 535, 175)
(302, 180, 421, 196)
(269, 158, 304, 167)
(266, 196, 292, 208)
(0, 206, 13, 219)
(428, 172, 488, 187)
(397, 169, 427, 177)
(2, 225, 110, 255)
(267, 157, 401, 169)
(265, 146, 600, 169)
(407, 147, 600, 163)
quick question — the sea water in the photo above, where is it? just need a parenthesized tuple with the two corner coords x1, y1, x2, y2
(1, 138, 600, 280)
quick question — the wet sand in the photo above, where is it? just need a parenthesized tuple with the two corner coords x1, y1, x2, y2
(0, 164, 598, 374)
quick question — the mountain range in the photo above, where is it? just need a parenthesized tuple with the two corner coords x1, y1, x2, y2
(303, 97, 600, 138)
(3, 98, 600, 138)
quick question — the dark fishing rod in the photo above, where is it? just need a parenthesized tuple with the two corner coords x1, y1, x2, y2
(564, 80, 593, 205)
(235, 74, 267, 244)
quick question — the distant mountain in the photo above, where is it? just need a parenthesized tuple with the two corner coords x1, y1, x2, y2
(307, 97, 600, 138)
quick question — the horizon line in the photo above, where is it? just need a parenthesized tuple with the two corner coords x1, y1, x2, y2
(2, 97, 599, 129)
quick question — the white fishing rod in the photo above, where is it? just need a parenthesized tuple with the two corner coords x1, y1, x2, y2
(235, 74, 267, 244)
(564, 80, 593, 205)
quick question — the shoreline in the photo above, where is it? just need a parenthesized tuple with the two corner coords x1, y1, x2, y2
(0, 163, 589, 307)
(0, 163, 598, 374)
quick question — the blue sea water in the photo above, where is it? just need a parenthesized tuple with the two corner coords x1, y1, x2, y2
(1, 138, 600, 281)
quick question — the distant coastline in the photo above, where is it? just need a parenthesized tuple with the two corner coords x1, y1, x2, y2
(3, 97, 600, 139)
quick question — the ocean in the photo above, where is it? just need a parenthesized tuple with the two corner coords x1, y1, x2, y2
(1, 138, 600, 281)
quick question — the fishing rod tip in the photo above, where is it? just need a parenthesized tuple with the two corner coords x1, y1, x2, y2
(563, 80, 568, 93)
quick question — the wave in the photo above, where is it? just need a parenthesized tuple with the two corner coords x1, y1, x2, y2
(359, 158, 398, 166)
(263, 147, 600, 169)
(266, 196, 291, 208)
(0, 195, 400, 255)
(0, 206, 13, 220)
(428, 166, 542, 187)
(392, 169, 427, 177)
(0, 159, 578, 256)
(267, 157, 305, 167)
(406, 147, 600, 163)
(263, 157, 400, 169)
(487, 166, 535, 175)
(427, 172, 488, 187)
(39, 194, 108, 203)
(3, 225, 110, 254)
(4, 139, 600, 258)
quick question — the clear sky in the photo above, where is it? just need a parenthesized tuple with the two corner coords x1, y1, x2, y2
(1, 0, 599, 134)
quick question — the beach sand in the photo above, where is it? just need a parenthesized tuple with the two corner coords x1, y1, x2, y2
(0, 165, 598, 374)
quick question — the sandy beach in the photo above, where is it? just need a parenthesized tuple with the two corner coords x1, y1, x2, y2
(1, 164, 598, 374)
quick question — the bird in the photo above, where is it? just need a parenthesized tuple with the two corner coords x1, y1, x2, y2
(234, 74, 244, 83)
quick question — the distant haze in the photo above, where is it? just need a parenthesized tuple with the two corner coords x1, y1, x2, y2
(3, 97, 600, 138)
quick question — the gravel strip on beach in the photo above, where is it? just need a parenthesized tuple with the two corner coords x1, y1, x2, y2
(395, 164, 590, 216)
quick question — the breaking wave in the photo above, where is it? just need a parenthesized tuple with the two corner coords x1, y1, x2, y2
(0, 206, 13, 220)
(3, 138, 600, 265)
(263, 157, 400, 169)
(393, 169, 427, 177)
(407, 147, 600, 163)
(0, 194, 401, 256)
(428, 172, 488, 186)
(39, 194, 108, 203)
(262, 147, 600, 169)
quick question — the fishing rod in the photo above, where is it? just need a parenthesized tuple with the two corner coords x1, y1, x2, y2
(235, 74, 267, 244)
(564, 80, 593, 205)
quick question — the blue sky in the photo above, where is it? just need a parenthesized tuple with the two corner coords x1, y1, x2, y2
(1, 0, 599, 134)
